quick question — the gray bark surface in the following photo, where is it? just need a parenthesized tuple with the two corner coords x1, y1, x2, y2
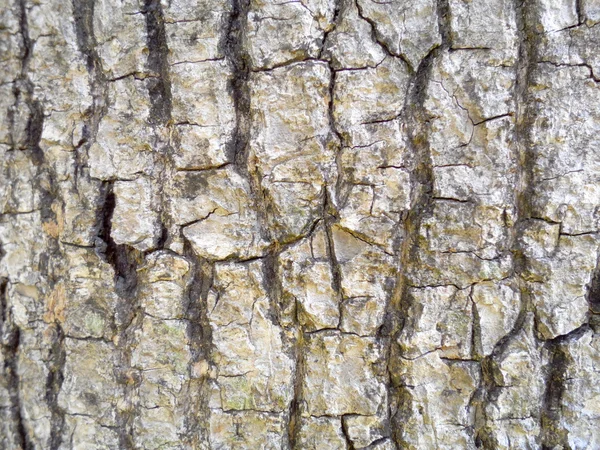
(1, 0, 600, 448)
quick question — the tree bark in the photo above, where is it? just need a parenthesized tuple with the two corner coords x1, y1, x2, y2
(1, 0, 600, 448)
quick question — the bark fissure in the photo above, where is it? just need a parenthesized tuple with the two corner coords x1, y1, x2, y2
(142, 0, 173, 125)
(540, 341, 570, 449)
(287, 331, 306, 450)
(181, 238, 215, 448)
(8, 0, 38, 153)
(72, 0, 109, 156)
(95, 183, 143, 448)
(9, 3, 66, 448)
(587, 251, 600, 314)
(142, 0, 176, 251)
(46, 324, 66, 450)
(384, 41, 439, 450)
(473, 0, 543, 445)
(96, 183, 141, 299)
(539, 325, 589, 449)
(0, 279, 31, 450)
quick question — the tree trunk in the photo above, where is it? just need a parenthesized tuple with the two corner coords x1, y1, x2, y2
(1, 0, 599, 448)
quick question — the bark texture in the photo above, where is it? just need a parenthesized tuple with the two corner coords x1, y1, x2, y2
(1, 0, 600, 448)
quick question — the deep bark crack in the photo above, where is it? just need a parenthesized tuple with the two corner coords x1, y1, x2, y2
(0, 279, 32, 450)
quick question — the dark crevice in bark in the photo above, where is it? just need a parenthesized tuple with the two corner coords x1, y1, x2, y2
(317, 0, 341, 60)
(156, 221, 169, 250)
(224, 0, 280, 245)
(475, 309, 531, 448)
(323, 194, 343, 305)
(488, 299, 529, 363)
(72, 0, 109, 165)
(6, 336, 29, 450)
(325, 61, 348, 212)
(340, 415, 356, 450)
(114, 326, 143, 450)
(470, 288, 484, 360)
(512, 4, 539, 240)
(322, 12, 345, 320)
(46, 323, 66, 450)
(259, 217, 308, 449)
(576, 0, 585, 25)
(141, 0, 175, 251)
(0, 279, 31, 450)
(181, 237, 214, 448)
(539, 326, 589, 450)
(24, 100, 45, 161)
(383, 44, 439, 449)
(473, 1, 541, 445)
(142, 0, 173, 125)
(262, 251, 286, 328)
(257, 230, 313, 450)
(16, 0, 32, 71)
(94, 182, 143, 448)
(0, 278, 7, 329)
(112, 277, 143, 450)
(71, 0, 111, 284)
(377, 0, 459, 429)
(10, 0, 46, 162)
(8, 0, 35, 152)
(326, 56, 341, 139)
(12, 4, 64, 447)
(72, 0, 102, 74)
(509, 0, 542, 421)
(436, 0, 453, 49)
(287, 331, 306, 450)
(182, 239, 214, 365)
(96, 182, 142, 300)
(587, 252, 600, 314)
(224, 0, 251, 170)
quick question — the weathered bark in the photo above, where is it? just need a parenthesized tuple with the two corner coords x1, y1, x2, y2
(1, 0, 600, 448)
